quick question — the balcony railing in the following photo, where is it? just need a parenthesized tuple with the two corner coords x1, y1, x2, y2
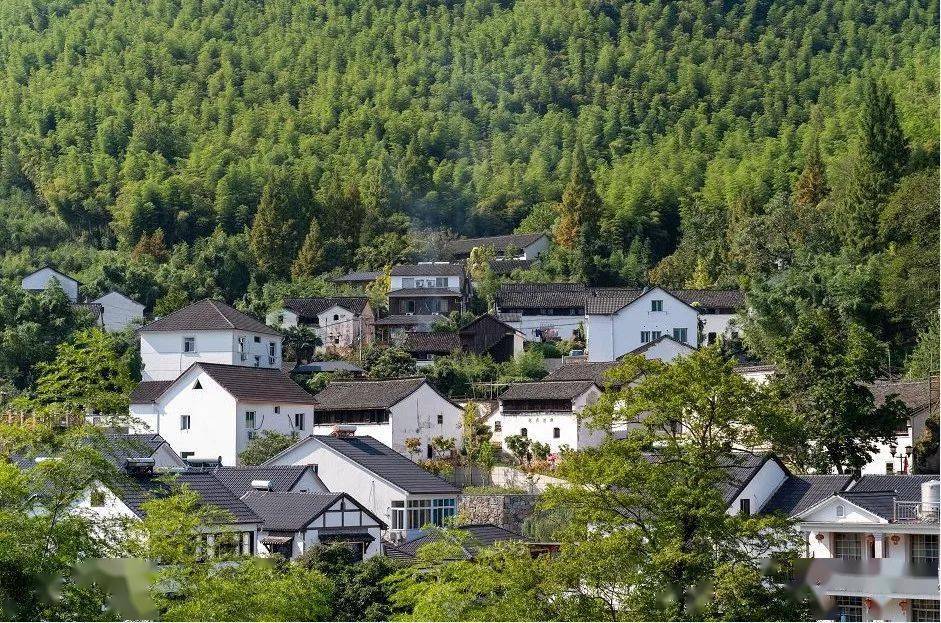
(894, 500, 940, 522)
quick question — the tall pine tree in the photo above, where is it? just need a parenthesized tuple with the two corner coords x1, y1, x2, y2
(250, 175, 299, 279)
(292, 217, 324, 279)
(554, 142, 605, 282)
(793, 110, 828, 212)
(860, 78, 910, 184)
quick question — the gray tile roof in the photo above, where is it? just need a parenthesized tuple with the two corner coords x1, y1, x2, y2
(403, 332, 462, 355)
(102, 433, 182, 468)
(388, 287, 462, 298)
(385, 523, 530, 559)
(293, 361, 365, 374)
(444, 233, 547, 256)
(140, 299, 280, 336)
(241, 490, 342, 531)
(372, 314, 445, 326)
(499, 380, 598, 401)
(313, 377, 427, 410)
(213, 466, 311, 497)
(761, 475, 854, 516)
(308, 435, 459, 494)
(489, 259, 535, 275)
(282, 297, 369, 318)
(584, 288, 644, 314)
(129, 380, 173, 404)
(867, 377, 939, 415)
(840, 474, 939, 519)
(197, 363, 315, 404)
(627, 335, 695, 356)
(391, 263, 465, 277)
(671, 289, 745, 311)
(716, 453, 779, 505)
(544, 362, 621, 385)
(114, 471, 260, 523)
(330, 271, 381, 283)
(495, 283, 588, 309)
(584, 288, 744, 315)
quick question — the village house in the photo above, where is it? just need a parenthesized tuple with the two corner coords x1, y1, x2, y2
(264, 432, 460, 541)
(861, 377, 939, 475)
(443, 232, 550, 261)
(328, 270, 381, 288)
(138, 299, 283, 382)
(489, 380, 603, 453)
(402, 331, 463, 367)
(458, 313, 525, 363)
(91, 291, 146, 332)
(267, 296, 375, 354)
(309, 377, 463, 460)
(373, 314, 445, 344)
(388, 263, 467, 315)
(129, 362, 315, 465)
(494, 283, 588, 342)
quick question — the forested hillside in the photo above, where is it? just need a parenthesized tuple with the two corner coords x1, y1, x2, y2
(0, 0, 937, 354)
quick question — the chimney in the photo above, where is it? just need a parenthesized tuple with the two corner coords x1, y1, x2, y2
(251, 479, 272, 491)
(332, 424, 357, 438)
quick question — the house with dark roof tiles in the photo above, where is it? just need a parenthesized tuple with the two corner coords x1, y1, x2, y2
(388, 263, 468, 315)
(129, 362, 315, 466)
(266, 296, 375, 355)
(139, 299, 283, 382)
(443, 232, 549, 260)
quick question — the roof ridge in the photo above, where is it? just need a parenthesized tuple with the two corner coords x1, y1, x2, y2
(206, 299, 237, 329)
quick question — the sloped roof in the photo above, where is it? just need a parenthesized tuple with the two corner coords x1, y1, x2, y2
(24, 265, 79, 285)
(671, 289, 745, 310)
(114, 471, 260, 523)
(459, 313, 521, 336)
(585, 287, 744, 315)
(584, 288, 645, 314)
(102, 433, 181, 468)
(129, 380, 174, 404)
(716, 453, 787, 505)
(298, 435, 460, 495)
(313, 377, 427, 410)
(213, 466, 312, 497)
(867, 377, 939, 415)
(760, 475, 854, 516)
(544, 362, 621, 385)
(499, 380, 598, 401)
(140, 299, 280, 336)
(391, 264, 464, 277)
(388, 287, 462, 298)
(241, 490, 342, 531)
(627, 335, 696, 356)
(293, 361, 365, 374)
(385, 523, 531, 560)
(495, 283, 588, 309)
(489, 259, 534, 275)
(197, 363, 315, 404)
(330, 271, 381, 283)
(444, 233, 547, 256)
(282, 297, 369, 318)
(372, 314, 445, 326)
(840, 474, 939, 519)
(403, 332, 463, 355)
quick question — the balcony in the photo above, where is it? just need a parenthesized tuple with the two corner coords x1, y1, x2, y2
(894, 500, 940, 523)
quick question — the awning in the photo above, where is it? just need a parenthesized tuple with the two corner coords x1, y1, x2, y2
(318, 532, 375, 543)
(260, 535, 293, 546)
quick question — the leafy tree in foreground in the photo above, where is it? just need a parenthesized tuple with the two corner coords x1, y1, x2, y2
(362, 343, 417, 379)
(237, 430, 299, 466)
(541, 348, 808, 620)
(300, 544, 399, 621)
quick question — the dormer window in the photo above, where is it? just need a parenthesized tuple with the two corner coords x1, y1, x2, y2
(183, 337, 195, 353)
(651, 300, 663, 312)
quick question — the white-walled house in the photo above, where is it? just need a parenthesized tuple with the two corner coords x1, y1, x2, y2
(585, 287, 699, 362)
(625, 334, 697, 362)
(138, 299, 283, 381)
(489, 380, 603, 453)
(266, 297, 375, 354)
(21, 266, 80, 301)
(310, 377, 463, 460)
(494, 283, 587, 342)
(388, 263, 467, 316)
(92, 291, 146, 331)
(264, 433, 460, 541)
(861, 377, 939, 476)
(444, 232, 550, 261)
(129, 362, 315, 465)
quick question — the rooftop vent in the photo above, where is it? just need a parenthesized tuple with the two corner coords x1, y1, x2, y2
(331, 424, 357, 438)
(124, 457, 155, 474)
(251, 479, 272, 491)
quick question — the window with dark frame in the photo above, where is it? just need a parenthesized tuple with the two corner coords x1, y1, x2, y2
(651, 299, 663, 312)
(834, 596, 863, 622)
(437, 413, 443, 424)
(294, 413, 304, 430)
(180, 414, 191, 430)
(911, 599, 940, 622)
(739, 498, 751, 516)
(912, 534, 939, 567)
(834, 533, 862, 560)
(553, 427, 560, 439)
(183, 337, 195, 353)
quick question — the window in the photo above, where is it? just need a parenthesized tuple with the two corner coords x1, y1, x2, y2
(402, 278, 415, 288)
(193, 380, 202, 390)
(437, 414, 443, 425)
(431, 498, 455, 525)
(254, 355, 260, 367)
(183, 337, 196, 353)
(834, 533, 861, 560)
(245, 411, 256, 428)
(333, 314, 339, 321)
(553, 427, 561, 439)
(181, 452, 194, 459)
(885, 462, 894, 474)
(407, 499, 432, 529)
(834, 596, 863, 622)
(294, 413, 305, 430)
(391, 501, 405, 530)
(427, 444, 433, 459)
(494, 421, 502, 432)
(253, 336, 261, 343)
(912, 599, 940, 622)
(911, 534, 939, 566)
(406, 300, 415, 313)
(651, 299, 663, 312)
(836, 504, 845, 518)
(90, 489, 105, 507)
(707, 332, 717, 345)
(274, 406, 280, 414)
(640, 331, 651, 343)
(739, 498, 751, 516)
(673, 327, 688, 343)
(651, 330, 662, 340)
(180, 415, 191, 430)
(436, 277, 448, 287)
(277, 314, 284, 324)
(269, 342, 276, 357)
(238, 336, 245, 352)
(520, 427, 528, 438)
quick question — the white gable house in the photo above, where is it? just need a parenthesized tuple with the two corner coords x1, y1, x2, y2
(310, 377, 463, 460)
(266, 297, 375, 354)
(138, 299, 283, 381)
(92, 291, 146, 332)
(22, 266, 80, 302)
(129, 363, 315, 465)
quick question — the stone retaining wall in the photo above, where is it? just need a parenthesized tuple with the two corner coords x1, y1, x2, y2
(458, 494, 539, 533)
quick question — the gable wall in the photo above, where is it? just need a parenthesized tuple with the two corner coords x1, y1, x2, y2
(387, 384, 463, 459)
(589, 289, 699, 362)
(234, 399, 314, 463)
(93, 291, 146, 332)
(727, 459, 789, 516)
(22, 268, 79, 302)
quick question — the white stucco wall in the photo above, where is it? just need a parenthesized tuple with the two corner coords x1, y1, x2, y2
(700, 312, 738, 345)
(93, 291, 145, 332)
(505, 315, 583, 342)
(637, 338, 696, 362)
(140, 329, 282, 381)
(520, 236, 550, 260)
(726, 459, 789, 516)
(860, 425, 914, 475)
(235, 400, 315, 463)
(490, 386, 603, 453)
(22, 268, 79, 302)
(389, 274, 461, 291)
(587, 288, 698, 362)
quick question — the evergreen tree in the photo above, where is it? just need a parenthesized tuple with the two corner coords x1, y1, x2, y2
(250, 176, 298, 279)
(793, 113, 828, 213)
(554, 143, 603, 251)
(291, 218, 324, 279)
(860, 78, 910, 183)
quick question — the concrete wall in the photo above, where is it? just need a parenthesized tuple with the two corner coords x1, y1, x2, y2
(140, 329, 282, 381)
(93, 291, 145, 332)
(490, 386, 602, 453)
(390, 274, 461, 291)
(22, 268, 79, 302)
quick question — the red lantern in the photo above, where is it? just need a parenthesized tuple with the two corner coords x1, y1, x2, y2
(890, 534, 901, 545)
(864, 597, 874, 610)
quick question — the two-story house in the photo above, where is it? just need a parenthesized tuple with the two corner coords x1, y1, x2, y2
(266, 297, 375, 354)
(494, 283, 588, 342)
(862, 377, 939, 475)
(139, 299, 283, 381)
(388, 263, 467, 315)
(129, 362, 316, 465)
(489, 380, 603, 453)
(21, 266, 145, 331)
(443, 233, 550, 261)
(264, 431, 460, 541)
(310, 377, 463, 460)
